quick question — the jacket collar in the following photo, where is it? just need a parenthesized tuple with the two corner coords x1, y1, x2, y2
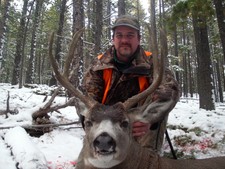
(93, 45, 151, 72)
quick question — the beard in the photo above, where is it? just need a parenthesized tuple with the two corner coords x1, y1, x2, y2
(117, 44, 133, 58)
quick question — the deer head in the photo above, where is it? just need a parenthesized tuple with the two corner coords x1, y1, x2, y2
(78, 102, 133, 168)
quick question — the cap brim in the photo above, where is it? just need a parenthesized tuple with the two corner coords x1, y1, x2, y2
(112, 24, 140, 30)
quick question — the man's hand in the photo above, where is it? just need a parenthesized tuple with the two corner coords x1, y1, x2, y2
(132, 121, 150, 137)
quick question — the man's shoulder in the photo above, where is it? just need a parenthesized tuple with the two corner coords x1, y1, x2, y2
(90, 48, 115, 71)
(97, 47, 114, 61)
(136, 47, 152, 65)
(139, 46, 152, 57)
(144, 51, 152, 57)
(138, 47, 152, 62)
(97, 54, 104, 60)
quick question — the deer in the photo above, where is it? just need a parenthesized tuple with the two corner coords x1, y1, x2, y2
(48, 29, 225, 169)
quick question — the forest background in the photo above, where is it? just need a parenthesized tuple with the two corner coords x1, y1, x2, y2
(0, 0, 225, 111)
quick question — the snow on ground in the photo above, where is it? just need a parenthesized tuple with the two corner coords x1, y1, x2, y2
(165, 98, 225, 159)
(0, 83, 225, 169)
(4, 127, 47, 169)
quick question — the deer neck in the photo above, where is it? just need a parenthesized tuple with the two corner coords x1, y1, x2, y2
(115, 140, 159, 169)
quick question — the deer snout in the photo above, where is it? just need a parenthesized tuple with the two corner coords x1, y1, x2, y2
(93, 132, 116, 155)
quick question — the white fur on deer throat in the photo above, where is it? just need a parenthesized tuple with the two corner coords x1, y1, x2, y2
(87, 154, 121, 168)
(87, 119, 123, 168)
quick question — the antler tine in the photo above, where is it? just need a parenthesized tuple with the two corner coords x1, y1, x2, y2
(123, 28, 165, 110)
(49, 30, 97, 109)
(63, 28, 84, 77)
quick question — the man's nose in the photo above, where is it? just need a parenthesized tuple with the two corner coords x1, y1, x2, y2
(120, 35, 130, 42)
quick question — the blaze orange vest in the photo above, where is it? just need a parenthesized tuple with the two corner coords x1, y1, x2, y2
(99, 51, 151, 104)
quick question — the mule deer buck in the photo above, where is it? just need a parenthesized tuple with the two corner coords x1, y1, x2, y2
(49, 30, 225, 169)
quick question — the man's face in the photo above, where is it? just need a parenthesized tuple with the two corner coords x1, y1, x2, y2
(113, 26, 140, 62)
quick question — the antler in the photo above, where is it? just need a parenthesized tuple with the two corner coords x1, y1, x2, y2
(49, 29, 97, 109)
(122, 28, 165, 109)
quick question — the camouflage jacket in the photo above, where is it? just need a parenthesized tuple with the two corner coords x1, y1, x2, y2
(83, 45, 179, 107)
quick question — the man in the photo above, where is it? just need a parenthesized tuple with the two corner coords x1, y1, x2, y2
(83, 15, 180, 153)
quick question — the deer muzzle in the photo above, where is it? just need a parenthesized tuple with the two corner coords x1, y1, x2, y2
(93, 132, 116, 155)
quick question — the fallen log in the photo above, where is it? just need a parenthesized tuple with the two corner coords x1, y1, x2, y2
(0, 121, 82, 137)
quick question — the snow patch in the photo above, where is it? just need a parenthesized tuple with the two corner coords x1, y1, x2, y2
(4, 127, 48, 169)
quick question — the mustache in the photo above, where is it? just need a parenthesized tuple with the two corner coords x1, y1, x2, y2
(119, 43, 131, 47)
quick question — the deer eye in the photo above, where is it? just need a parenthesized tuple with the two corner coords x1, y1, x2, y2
(120, 120, 129, 128)
(85, 121, 93, 128)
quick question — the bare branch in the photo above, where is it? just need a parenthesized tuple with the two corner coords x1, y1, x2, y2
(0, 92, 19, 118)
(32, 95, 76, 120)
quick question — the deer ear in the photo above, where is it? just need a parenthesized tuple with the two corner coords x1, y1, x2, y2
(74, 98, 88, 117)
(127, 106, 148, 123)
(141, 99, 175, 124)
(79, 108, 88, 117)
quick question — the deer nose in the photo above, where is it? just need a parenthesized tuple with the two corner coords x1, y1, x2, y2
(93, 132, 116, 154)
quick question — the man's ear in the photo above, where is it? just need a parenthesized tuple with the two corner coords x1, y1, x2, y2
(112, 36, 115, 44)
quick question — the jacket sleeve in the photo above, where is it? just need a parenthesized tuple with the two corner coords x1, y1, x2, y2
(83, 68, 105, 103)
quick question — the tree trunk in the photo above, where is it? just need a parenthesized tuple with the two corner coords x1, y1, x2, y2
(159, 0, 170, 67)
(149, 0, 158, 53)
(182, 24, 188, 97)
(49, 0, 67, 86)
(187, 37, 194, 97)
(0, 0, 11, 70)
(118, 0, 125, 16)
(25, 0, 43, 84)
(213, 0, 225, 62)
(192, 14, 215, 110)
(215, 59, 223, 102)
(213, 0, 225, 91)
(94, 0, 103, 56)
(70, 0, 84, 89)
(84, 0, 92, 69)
(106, 0, 112, 41)
(11, 0, 29, 85)
(170, 0, 180, 85)
(19, 0, 35, 88)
